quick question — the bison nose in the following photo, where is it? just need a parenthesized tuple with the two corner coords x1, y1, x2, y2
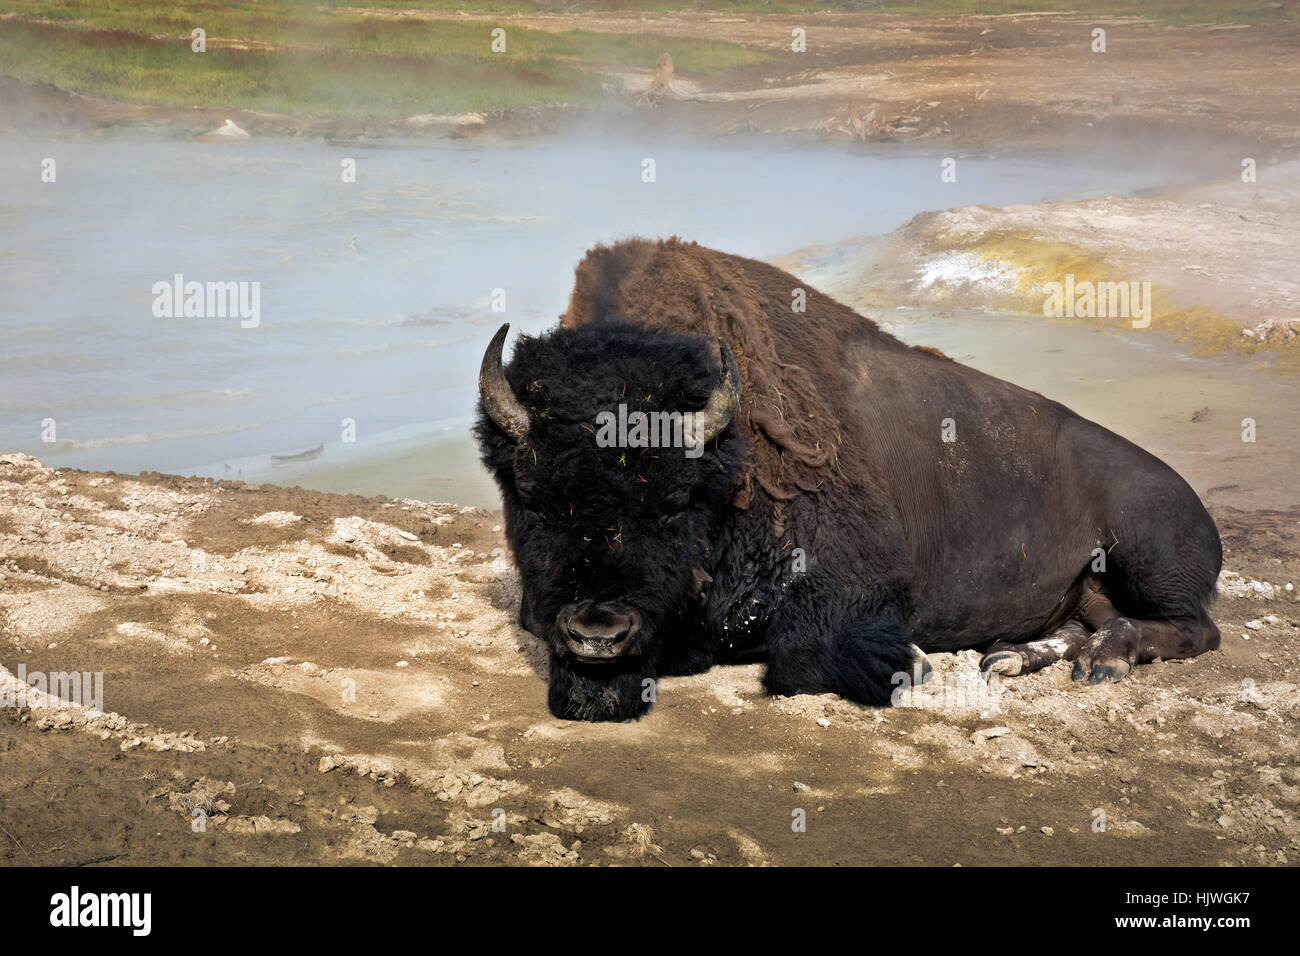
(558, 603, 641, 662)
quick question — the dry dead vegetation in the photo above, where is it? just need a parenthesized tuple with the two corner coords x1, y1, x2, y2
(2, 452, 1298, 866)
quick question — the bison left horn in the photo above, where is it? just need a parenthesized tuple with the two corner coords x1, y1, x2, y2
(686, 338, 741, 448)
(479, 323, 530, 443)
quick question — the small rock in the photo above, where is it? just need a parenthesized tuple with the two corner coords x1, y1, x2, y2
(971, 726, 1012, 744)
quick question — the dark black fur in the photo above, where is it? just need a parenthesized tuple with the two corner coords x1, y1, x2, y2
(476, 321, 749, 720)
(475, 240, 1223, 721)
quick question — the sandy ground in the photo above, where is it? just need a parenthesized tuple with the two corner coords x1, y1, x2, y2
(2, 451, 1298, 866)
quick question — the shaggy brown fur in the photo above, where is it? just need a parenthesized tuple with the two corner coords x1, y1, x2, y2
(912, 344, 954, 361)
(563, 237, 867, 524)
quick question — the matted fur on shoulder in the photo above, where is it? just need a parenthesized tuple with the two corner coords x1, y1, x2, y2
(561, 237, 868, 513)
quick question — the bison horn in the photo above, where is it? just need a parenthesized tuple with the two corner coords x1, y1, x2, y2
(687, 338, 740, 448)
(478, 323, 530, 443)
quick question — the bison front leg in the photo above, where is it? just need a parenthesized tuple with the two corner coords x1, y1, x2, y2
(762, 603, 924, 707)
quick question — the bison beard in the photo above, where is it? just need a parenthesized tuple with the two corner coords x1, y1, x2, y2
(474, 238, 1223, 722)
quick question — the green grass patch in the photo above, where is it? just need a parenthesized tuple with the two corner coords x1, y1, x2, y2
(0, 20, 615, 116)
(3, 2, 769, 72)
(0, 1, 770, 115)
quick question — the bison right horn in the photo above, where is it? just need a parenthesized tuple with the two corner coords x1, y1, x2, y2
(478, 323, 530, 443)
(685, 338, 740, 449)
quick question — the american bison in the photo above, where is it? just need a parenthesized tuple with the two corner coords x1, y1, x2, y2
(475, 238, 1221, 721)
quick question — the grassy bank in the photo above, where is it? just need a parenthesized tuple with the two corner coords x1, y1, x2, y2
(0, 22, 613, 115)
(0, 1, 769, 117)
(2, 1, 1291, 119)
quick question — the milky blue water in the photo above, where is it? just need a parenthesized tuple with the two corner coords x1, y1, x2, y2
(0, 132, 1213, 501)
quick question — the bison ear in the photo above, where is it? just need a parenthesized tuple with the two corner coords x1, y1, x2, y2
(685, 337, 740, 448)
(478, 323, 530, 443)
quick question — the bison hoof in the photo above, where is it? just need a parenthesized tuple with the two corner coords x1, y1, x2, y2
(979, 650, 1026, 677)
(1071, 658, 1132, 684)
(1071, 619, 1139, 684)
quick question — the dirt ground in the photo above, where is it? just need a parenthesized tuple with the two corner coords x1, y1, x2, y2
(1, 452, 1297, 866)
(3, 11, 1298, 156)
(447, 8, 1300, 151)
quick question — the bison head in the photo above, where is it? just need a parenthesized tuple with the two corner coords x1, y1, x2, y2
(474, 320, 744, 721)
